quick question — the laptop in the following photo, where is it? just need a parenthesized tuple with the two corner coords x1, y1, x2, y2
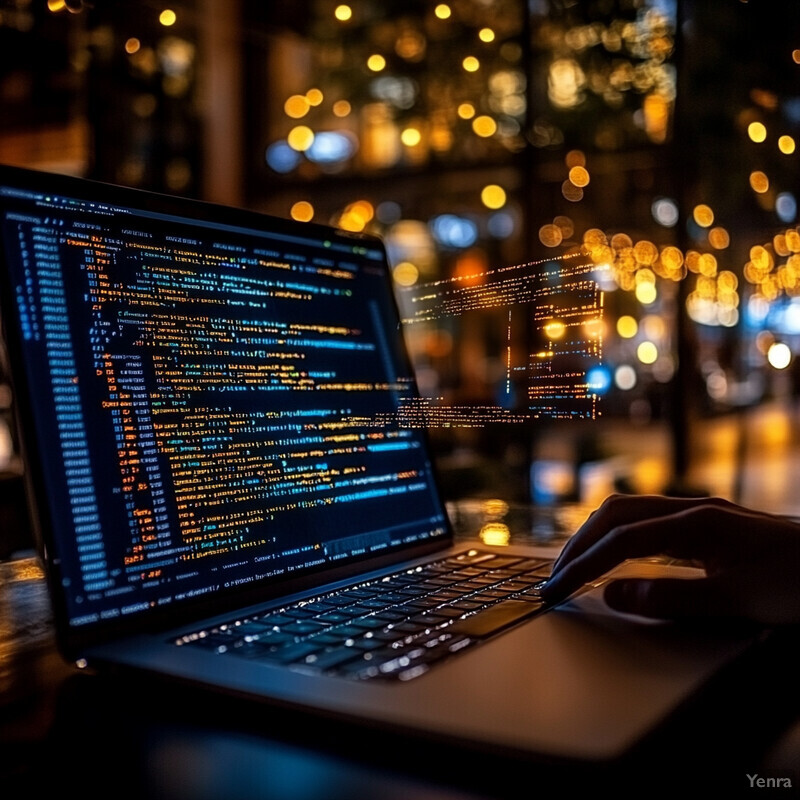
(0, 164, 761, 777)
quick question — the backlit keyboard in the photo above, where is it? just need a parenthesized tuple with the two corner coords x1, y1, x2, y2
(176, 549, 554, 682)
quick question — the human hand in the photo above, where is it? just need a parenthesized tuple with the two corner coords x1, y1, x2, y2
(539, 494, 800, 625)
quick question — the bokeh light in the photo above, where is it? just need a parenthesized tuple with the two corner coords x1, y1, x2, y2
(616, 315, 638, 338)
(539, 224, 563, 247)
(472, 115, 497, 137)
(457, 103, 476, 119)
(768, 342, 792, 369)
(287, 125, 315, 151)
(749, 170, 769, 193)
(568, 166, 590, 187)
(586, 365, 612, 394)
(401, 127, 422, 146)
(290, 201, 314, 222)
(266, 141, 301, 172)
(284, 94, 310, 118)
(480, 184, 506, 209)
(652, 197, 679, 227)
(693, 204, 714, 227)
(462, 56, 480, 72)
(306, 88, 323, 106)
(615, 365, 637, 391)
(334, 4, 352, 22)
(544, 320, 566, 339)
(637, 341, 658, 364)
(776, 193, 797, 223)
(747, 121, 767, 142)
(393, 261, 420, 287)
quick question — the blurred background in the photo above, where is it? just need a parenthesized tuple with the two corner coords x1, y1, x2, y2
(2, 0, 800, 556)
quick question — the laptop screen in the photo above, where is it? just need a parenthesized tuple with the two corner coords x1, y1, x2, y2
(0, 166, 449, 637)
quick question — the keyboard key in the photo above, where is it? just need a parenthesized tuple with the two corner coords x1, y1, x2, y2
(304, 646, 362, 671)
(266, 641, 322, 664)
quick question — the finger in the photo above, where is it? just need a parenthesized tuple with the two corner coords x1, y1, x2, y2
(551, 494, 730, 574)
(603, 576, 729, 619)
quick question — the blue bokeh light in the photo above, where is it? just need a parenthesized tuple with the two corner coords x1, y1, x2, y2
(776, 192, 797, 223)
(306, 131, 357, 164)
(586, 364, 612, 395)
(488, 211, 515, 239)
(430, 214, 478, 248)
(265, 140, 301, 173)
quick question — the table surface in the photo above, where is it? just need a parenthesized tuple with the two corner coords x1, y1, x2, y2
(3, 500, 800, 798)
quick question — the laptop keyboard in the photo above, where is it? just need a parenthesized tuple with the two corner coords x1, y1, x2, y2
(174, 549, 553, 682)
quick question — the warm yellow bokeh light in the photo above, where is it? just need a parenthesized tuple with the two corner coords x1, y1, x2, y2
(562, 181, 583, 202)
(568, 166, 590, 187)
(462, 56, 480, 72)
(48, 0, 66, 11)
(708, 227, 730, 249)
(584, 318, 604, 338)
(393, 261, 419, 287)
(635, 267, 656, 286)
(339, 214, 365, 232)
(334, 4, 352, 21)
(481, 184, 507, 209)
(347, 200, 375, 226)
(635, 282, 657, 305)
(699, 252, 718, 276)
(306, 88, 324, 106)
(479, 28, 495, 43)
(333, 100, 351, 117)
(544, 320, 567, 339)
(472, 115, 497, 137)
(435, 4, 451, 19)
(457, 103, 475, 119)
(693, 204, 714, 227)
(633, 241, 658, 266)
(290, 201, 314, 222)
(539, 224, 563, 247)
(750, 170, 769, 193)
(565, 149, 586, 168)
(125, 37, 141, 54)
(660, 245, 684, 274)
(779, 135, 796, 154)
(287, 125, 315, 151)
(617, 315, 638, 338)
(284, 94, 310, 119)
(748, 121, 767, 143)
(401, 127, 422, 147)
(637, 341, 658, 364)
(367, 54, 386, 72)
(159, 8, 177, 26)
